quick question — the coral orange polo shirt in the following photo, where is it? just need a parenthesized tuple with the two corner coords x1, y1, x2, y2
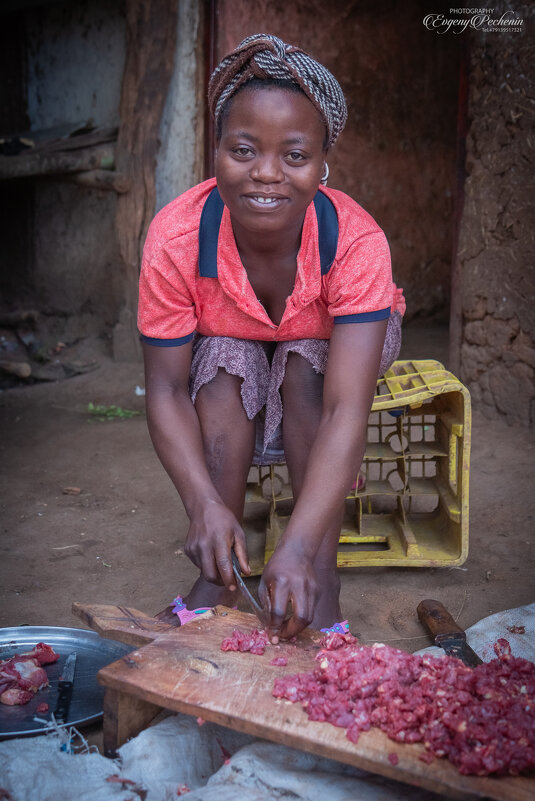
(138, 178, 403, 346)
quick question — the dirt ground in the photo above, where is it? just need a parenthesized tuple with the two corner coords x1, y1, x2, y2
(1, 322, 534, 645)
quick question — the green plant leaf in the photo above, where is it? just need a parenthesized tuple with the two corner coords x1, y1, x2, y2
(87, 402, 141, 421)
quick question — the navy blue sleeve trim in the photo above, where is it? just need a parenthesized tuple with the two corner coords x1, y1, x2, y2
(140, 332, 195, 347)
(333, 307, 391, 324)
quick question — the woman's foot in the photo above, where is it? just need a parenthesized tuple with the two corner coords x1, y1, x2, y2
(155, 575, 238, 626)
(183, 575, 238, 611)
(309, 568, 342, 631)
(155, 605, 181, 626)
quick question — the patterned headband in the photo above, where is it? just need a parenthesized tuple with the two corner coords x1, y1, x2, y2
(208, 33, 347, 147)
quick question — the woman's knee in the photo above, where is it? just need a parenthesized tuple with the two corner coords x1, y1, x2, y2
(195, 367, 244, 409)
(196, 370, 254, 477)
(196, 369, 253, 447)
(378, 311, 402, 377)
(281, 352, 324, 412)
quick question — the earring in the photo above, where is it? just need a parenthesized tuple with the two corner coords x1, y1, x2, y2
(320, 162, 329, 186)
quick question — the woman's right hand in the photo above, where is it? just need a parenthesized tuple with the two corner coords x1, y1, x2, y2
(184, 499, 250, 589)
(258, 542, 319, 641)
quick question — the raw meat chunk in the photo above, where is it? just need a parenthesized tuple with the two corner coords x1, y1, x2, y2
(221, 628, 270, 655)
(0, 642, 59, 707)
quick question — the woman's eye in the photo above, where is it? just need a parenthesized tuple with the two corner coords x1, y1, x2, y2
(233, 146, 253, 157)
(287, 151, 305, 162)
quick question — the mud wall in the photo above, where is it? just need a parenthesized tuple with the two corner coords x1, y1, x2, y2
(459, 2, 534, 425)
(215, 0, 461, 320)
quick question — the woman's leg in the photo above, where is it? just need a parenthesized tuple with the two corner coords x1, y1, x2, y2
(280, 351, 343, 629)
(183, 366, 256, 609)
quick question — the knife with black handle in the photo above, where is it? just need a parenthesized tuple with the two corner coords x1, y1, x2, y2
(54, 652, 77, 723)
(417, 599, 483, 667)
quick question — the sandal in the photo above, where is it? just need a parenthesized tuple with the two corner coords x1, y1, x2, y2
(171, 596, 213, 626)
(320, 620, 350, 634)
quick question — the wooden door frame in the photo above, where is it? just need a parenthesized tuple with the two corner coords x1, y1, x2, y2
(113, 0, 178, 360)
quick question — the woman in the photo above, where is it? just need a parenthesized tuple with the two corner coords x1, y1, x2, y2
(138, 34, 404, 640)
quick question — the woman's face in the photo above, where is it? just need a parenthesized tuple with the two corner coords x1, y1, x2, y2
(215, 86, 327, 239)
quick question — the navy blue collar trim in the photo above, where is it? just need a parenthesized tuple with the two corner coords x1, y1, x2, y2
(198, 187, 339, 278)
(198, 187, 224, 278)
(313, 190, 338, 275)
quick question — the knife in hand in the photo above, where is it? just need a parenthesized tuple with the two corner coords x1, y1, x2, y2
(54, 652, 77, 723)
(231, 550, 269, 629)
(417, 599, 482, 667)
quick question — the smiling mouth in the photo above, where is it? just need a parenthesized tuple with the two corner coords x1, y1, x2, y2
(252, 196, 279, 204)
(245, 194, 287, 209)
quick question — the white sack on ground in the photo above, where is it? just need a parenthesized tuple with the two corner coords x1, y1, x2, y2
(118, 714, 254, 797)
(188, 740, 445, 801)
(0, 734, 128, 801)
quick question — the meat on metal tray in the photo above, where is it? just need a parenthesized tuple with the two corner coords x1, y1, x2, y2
(0, 626, 133, 737)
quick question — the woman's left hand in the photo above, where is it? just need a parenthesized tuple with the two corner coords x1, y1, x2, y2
(258, 543, 320, 641)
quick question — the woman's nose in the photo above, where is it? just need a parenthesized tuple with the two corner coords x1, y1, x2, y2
(250, 155, 283, 183)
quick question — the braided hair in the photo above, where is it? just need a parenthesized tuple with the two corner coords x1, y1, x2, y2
(208, 34, 347, 148)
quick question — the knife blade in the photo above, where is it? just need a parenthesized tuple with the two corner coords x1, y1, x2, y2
(417, 599, 482, 667)
(54, 652, 77, 723)
(231, 551, 269, 629)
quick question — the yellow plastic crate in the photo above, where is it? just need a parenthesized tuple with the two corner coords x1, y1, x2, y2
(244, 360, 471, 572)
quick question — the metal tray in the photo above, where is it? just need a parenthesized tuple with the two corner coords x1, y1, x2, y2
(0, 626, 133, 737)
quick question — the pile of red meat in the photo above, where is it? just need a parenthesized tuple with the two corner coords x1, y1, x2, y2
(0, 642, 59, 707)
(272, 631, 535, 777)
(220, 628, 270, 655)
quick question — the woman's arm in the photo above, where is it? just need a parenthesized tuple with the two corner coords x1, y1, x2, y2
(143, 342, 249, 586)
(259, 319, 387, 637)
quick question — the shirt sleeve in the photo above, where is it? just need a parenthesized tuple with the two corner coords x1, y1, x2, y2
(326, 230, 393, 323)
(137, 235, 197, 346)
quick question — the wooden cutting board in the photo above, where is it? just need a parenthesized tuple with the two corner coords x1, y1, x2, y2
(75, 603, 534, 801)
